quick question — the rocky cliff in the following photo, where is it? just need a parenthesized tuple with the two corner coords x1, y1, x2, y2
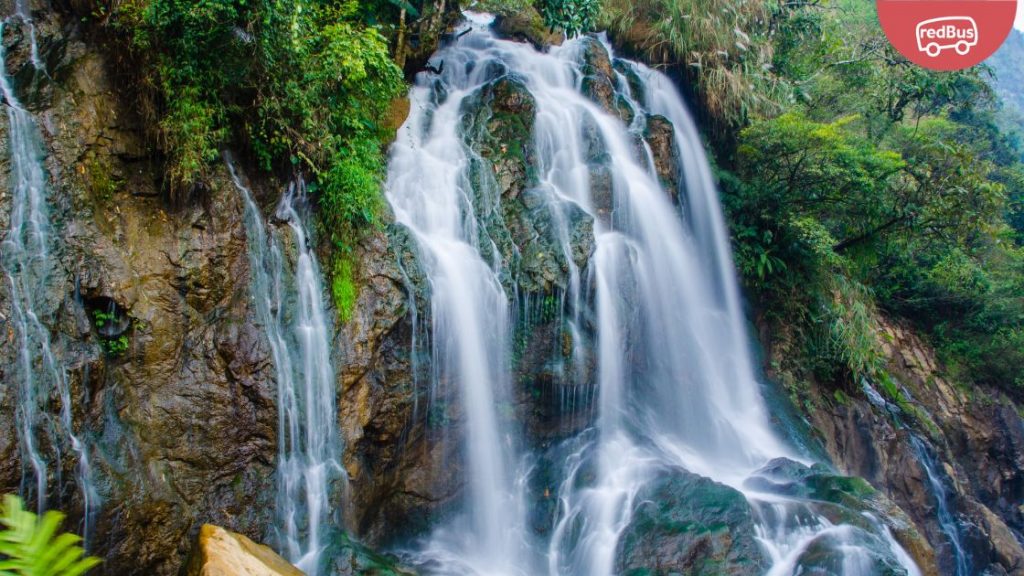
(0, 4, 1022, 576)
(764, 312, 1024, 575)
(0, 5, 431, 573)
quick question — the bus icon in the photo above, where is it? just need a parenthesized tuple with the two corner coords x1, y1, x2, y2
(917, 16, 979, 57)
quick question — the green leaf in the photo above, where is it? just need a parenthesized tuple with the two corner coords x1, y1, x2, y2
(0, 495, 100, 576)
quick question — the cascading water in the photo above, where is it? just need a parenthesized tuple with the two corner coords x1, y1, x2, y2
(227, 158, 342, 576)
(387, 13, 923, 575)
(0, 15, 98, 540)
(385, 18, 526, 571)
(911, 430, 970, 574)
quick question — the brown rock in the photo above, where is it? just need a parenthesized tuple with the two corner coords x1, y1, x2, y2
(644, 115, 679, 197)
(493, 8, 563, 50)
(184, 525, 303, 576)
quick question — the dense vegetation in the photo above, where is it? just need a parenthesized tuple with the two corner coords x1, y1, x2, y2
(83, 0, 1024, 400)
(598, 0, 1024, 401)
(83, 0, 407, 315)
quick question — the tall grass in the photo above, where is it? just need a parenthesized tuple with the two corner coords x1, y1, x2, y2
(601, 0, 784, 128)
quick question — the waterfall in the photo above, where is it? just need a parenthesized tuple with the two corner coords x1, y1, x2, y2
(386, 13, 923, 575)
(385, 14, 525, 570)
(227, 158, 342, 576)
(911, 436, 970, 574)
(0, 17, 98, 540)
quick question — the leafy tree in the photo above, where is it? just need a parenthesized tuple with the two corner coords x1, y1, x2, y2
(0, 495, 100, 576)
(698, 0, 1024, 398)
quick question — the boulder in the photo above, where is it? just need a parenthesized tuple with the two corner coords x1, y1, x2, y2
(579, 38, 616, 114)
(183, 525, 303, 576)
(644, 115, 679, 197)
(616, 469, 767, 575)
(493, 8, 563, 50)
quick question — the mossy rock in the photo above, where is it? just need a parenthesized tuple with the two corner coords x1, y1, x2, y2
(493, 7, 564, 50)
(326, 532, 416, 575)
(615, 469, 767, 575)
(460, 75, 595, 294)
(791, 529, 913, 576)
(744, 458, 937, 574)
(579, 38, 616, 113)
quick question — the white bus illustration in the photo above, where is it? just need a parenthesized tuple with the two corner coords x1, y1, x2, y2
(917, 16, 979, 57)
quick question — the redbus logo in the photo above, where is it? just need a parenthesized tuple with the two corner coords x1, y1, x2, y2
(917, 16, 978, 57)
(878, 1, 1017, 71)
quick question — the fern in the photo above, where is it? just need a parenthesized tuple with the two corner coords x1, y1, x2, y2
(0, 495, 100, 576)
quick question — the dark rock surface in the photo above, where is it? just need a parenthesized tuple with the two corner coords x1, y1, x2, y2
(764, 314, 1024, 576)
(0, 6, 429, 574)
(616, 468, 767, 576)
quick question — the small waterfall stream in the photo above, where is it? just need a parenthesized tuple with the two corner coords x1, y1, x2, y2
(227, 158, 342, 576)
(911, 432, 970, 574)
(386, 14, 923, 575)
(0, 15, 97, 539)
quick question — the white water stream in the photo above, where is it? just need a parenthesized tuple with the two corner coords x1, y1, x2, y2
(228, 159, 342, 576)
(385, 13, 921, 576)
(0, 14, 97, 542)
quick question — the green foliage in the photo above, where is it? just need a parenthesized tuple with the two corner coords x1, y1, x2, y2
(84, 157, 120, 202)
(601, 0, 782, 129)
(0, 494, 100, 576)
(101, 0, 404, 250)
(331, 255, 358, 323)
(91, 310, 130, 356)
(538, 0, 598, 37)
(719, 0, 1024, 397)
(90, 309, 114, 328)
(102, 335, 130, 357)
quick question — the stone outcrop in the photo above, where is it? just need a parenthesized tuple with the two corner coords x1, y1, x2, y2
(0, 5, 429, 574)
(764, 311, 1024, 575)
(184, 525, 303, 576)
(617, 469, 768, 575)
(493, 8, 563, 50)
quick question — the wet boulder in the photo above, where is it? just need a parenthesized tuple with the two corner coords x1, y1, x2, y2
(580, 38, 616, 114)
(325, 532, 416, 576)
(493, 8, 564, 50)
(615, 468, 768, 575)
(644, 115, 680, 198)
(746, 458, 939, 576)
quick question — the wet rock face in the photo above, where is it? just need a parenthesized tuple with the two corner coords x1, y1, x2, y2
(767, 314, 1024, 576)
(459, 72, 595, 294)
(1, 12, 285, 575)
(336, 223, 467, 547)
(459, 73, 601, 442)
(616, 468, 767, 575)
(580, 37, 616, 115)
(0, 10, 274, 575)
(644, 115, 679, 197)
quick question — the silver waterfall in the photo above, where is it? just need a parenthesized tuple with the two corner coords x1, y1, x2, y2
(0, 13, 98, 542)
(386, 12, 924, 576)
(228, 158, 342, 576)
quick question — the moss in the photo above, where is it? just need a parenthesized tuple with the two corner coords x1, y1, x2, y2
(832, 389, 849, 406)
(331, 255, 358, 324)
(82, 156, 120, 203)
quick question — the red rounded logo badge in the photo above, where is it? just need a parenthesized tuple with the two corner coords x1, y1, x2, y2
(877, 1, 1018, 70)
